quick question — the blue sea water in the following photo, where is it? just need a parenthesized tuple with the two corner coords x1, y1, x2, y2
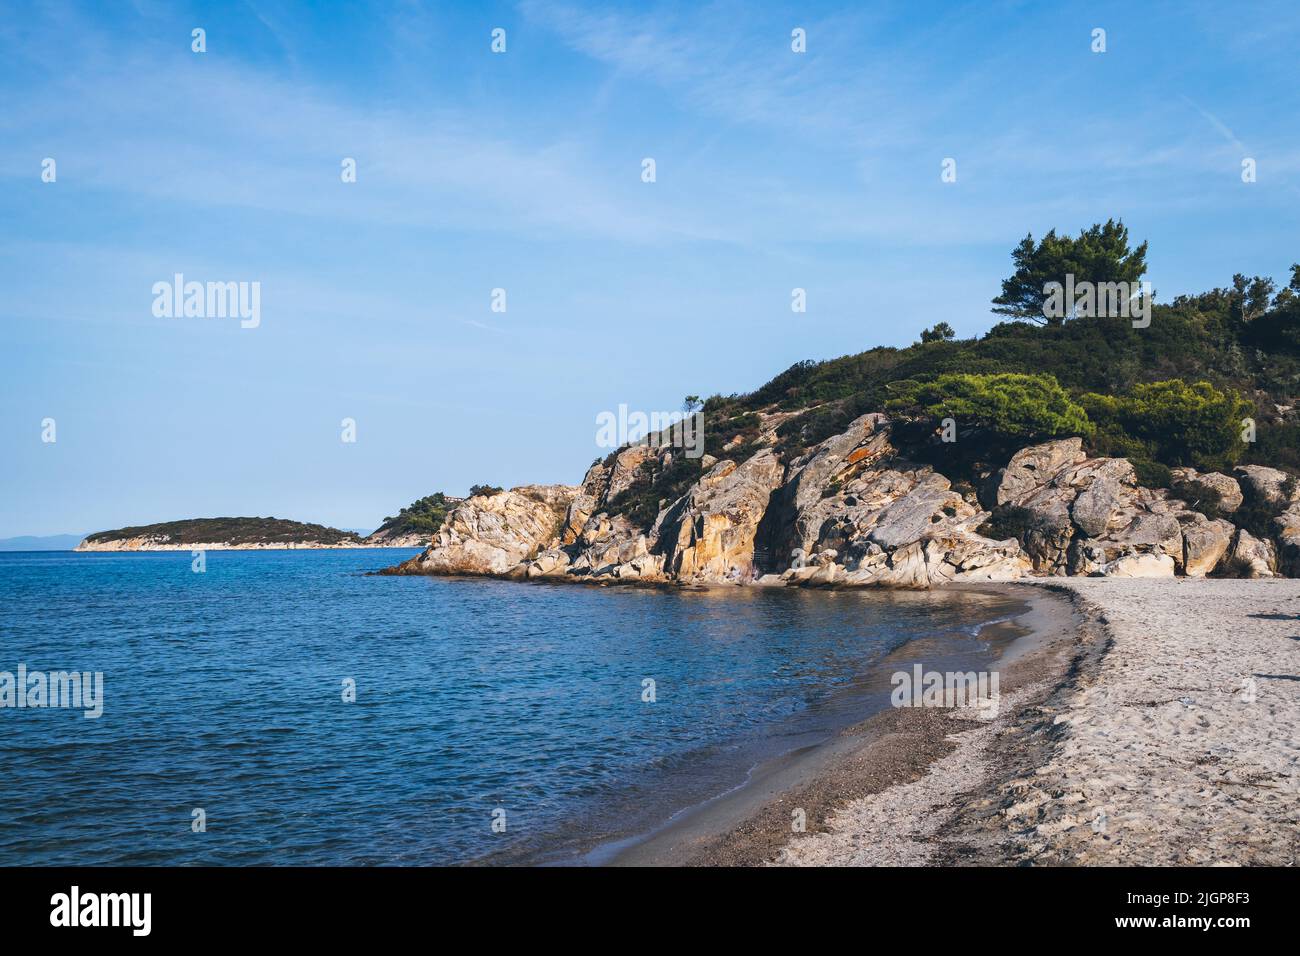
(0, 549, 1021, 865)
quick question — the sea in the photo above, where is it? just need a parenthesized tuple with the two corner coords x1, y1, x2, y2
(0, 549, 1024, 865)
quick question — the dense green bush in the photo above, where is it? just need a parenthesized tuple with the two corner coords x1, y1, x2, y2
(889, 373, 1093, 439)
(374, 493, 456, 537)
(1081, 380, 1249, 471)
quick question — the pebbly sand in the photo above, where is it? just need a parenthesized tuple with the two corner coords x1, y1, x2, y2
(618, 579, 1299, 866)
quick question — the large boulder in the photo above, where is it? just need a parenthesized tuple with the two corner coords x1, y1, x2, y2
(1229, 529, 1277, 577)
(1273, 503, 1300, 576)
(1170, 467, 1243, 514)
(1097, 552, 1176, 578)
(994, 438, 1087, 506)
(1180, 514, 1236, 576)
(867, 472, 968, 550)
(1235, 465, 1296, 506)
(1070, 475, 1124, 537)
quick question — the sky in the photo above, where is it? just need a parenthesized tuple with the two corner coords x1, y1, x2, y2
(3, 0, 1300, 537)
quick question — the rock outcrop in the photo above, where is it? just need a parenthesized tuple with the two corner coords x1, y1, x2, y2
(656, 451, 785, 584)
(1229, 529, 1277, 577)
(387, 417, 1298, 588)
(392, 485, 577, 577)
(988, 442, 1239, 579)
(1231, 465, 1300, 575)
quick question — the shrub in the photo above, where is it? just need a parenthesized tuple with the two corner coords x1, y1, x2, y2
(889, 373, 1093, 439)
(1081, 380, 1250, 471)
(1210, 555, 1256, 579)
(375, 493, 456, 536)
(1131, 459, 1172, 489)
(469, 484, 503, 497)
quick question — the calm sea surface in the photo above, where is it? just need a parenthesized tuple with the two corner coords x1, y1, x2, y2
(0, 549, 1021, 865)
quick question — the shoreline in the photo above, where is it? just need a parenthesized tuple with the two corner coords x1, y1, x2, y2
(596, 583, 1084, 866)
(658, 578, 1300, 868)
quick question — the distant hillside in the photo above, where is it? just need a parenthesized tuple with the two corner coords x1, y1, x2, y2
(0, 534, 84, 551)
(77, 517, 363, 551)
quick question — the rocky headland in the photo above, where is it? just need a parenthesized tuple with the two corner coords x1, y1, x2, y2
(385, 412, 1297, 588)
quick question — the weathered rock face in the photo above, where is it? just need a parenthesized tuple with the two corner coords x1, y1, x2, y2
(606, 445, 655, 501)
(769, 413, 894, 563)
(396, 485, 577, 577)
(994, 438, 1088, 506)
(560, 461, 609, 545)
(1180, 514, 1236, 577)
(656, 451, 785, 583)
(387, 415, 1291, 587)
(777, 459, 1029, 588)
(567, 512, 663, 581)
(994, 444, 1240, 578)
(1230, 465, 1300, 575)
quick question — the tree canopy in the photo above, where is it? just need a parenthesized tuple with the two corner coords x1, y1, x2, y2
(992, 219, 1148, 325)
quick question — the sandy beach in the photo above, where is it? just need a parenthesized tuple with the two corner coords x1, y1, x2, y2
(985, 579, 1300, 866)
(614, 580, 1299, 866)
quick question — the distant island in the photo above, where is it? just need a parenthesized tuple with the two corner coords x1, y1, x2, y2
(76, 517, 366, 551)
(74, 494, 465, 551)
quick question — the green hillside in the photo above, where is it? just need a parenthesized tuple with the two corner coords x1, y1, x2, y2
(607, 222, 1300, 528)
(369, 493, 459, 539)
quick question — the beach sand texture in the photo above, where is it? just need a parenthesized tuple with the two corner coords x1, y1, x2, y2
(778, 580, 1299, 866)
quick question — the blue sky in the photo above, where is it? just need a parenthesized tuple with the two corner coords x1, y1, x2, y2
(3, 0, 1300, 537)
